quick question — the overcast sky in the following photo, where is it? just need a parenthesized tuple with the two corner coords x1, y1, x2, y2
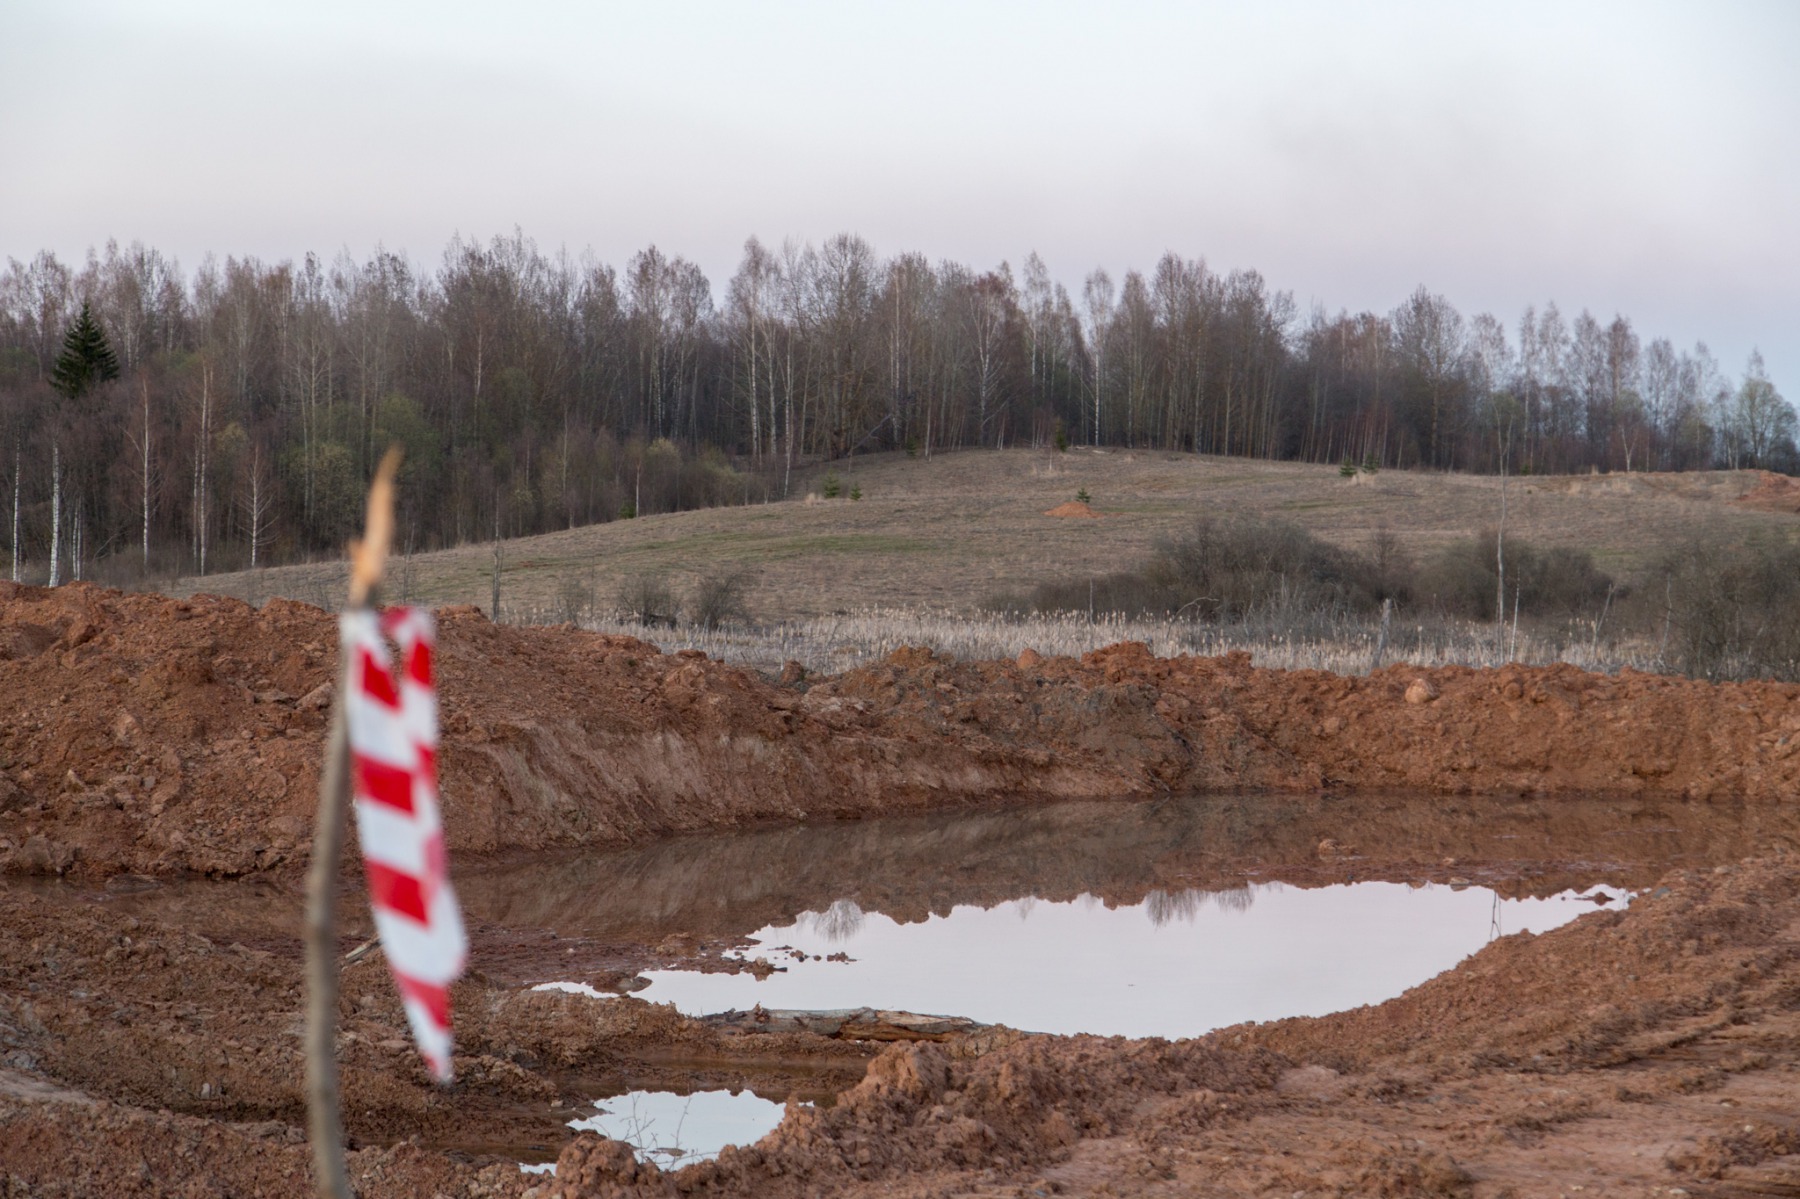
(3, 0, 1794, 394)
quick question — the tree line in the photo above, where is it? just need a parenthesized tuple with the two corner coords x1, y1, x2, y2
(0, 231, 1789, 582)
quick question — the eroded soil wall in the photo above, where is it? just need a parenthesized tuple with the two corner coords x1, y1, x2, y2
(3, 581, 1797, 878)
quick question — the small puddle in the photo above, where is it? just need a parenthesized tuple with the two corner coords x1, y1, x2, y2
(554, 881, 1624, 1038)
(521, 1089, 790, 1175)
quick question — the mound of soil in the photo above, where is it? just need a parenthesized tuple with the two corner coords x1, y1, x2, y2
(1737, 470, 1800, 513)
(7, 581, 1800, 879)
(1041, 501, 1101, 518)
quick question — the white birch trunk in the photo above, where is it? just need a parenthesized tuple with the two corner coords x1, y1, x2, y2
(142, 378, 152, 568)
(195, 361, 211, 576)
(250, 448, 261, 570)
(48, 443, 61, 587)
(10, 446, 19, 584)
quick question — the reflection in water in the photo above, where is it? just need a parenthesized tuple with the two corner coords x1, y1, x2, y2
(626, 881, 1629, 1038)
(45, 791, 1796, 963)
(1144, 884, 1256, 925)
(800, 898, 867, 942)
(572, 1090, 789, 1170)
(519, 1089, 791, 1176)
(458, 790, 1794, 951)
(1145, 888, 1197, 926)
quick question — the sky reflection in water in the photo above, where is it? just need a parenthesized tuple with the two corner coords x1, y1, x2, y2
(633, 881, 1626, 1038)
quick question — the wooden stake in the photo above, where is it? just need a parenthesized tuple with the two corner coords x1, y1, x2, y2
(306, 447, 402, 1199)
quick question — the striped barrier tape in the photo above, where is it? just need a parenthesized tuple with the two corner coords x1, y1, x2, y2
(342, 606, 467, 1082)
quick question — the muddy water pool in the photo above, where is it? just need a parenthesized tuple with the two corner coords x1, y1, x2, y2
(458, 788, 1795, 948)
(523, 877, 1616, 1172)
(602, 880, 1627, 1037)
(474, 788, 1785, 1036)
(495, 788, 1775, 1171)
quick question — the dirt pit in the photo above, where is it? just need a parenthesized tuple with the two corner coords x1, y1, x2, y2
(10, 582, 1800, 1195)
(12, 790, 1800, 1192)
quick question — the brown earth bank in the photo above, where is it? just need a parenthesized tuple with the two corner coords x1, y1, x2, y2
(8, 856, 1800, 1195)
(11, 582, 1800, 1194)
(6, 580, 1800, 880)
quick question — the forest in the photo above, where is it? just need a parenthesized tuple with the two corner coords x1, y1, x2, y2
(0, 231, 1790, 581)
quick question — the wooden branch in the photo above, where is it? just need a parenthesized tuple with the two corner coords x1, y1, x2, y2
(305, 695, 353, 1199)
(347, 447, 402, 608)
(306, 445, 403, 1199)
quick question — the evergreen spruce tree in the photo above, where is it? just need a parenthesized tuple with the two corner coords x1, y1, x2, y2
(50, 302, 120, 400)
(45, 303, 119, 586)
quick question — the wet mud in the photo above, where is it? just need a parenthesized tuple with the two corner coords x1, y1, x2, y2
(7, 582, 1800, 1194)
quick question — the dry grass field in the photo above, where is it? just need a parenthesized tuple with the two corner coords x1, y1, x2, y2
(170, 449, 1798, 629)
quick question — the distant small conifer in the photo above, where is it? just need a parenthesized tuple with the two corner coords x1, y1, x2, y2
(50, 303, 120, 400)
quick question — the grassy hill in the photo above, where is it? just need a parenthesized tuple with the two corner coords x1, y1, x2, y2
(170, 449, 1798, 622)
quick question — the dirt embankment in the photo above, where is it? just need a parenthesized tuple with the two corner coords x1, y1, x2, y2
(6, 580, 1800, 878)
(6, 580, 1800, 879)
(9, 853, 1800, 1196)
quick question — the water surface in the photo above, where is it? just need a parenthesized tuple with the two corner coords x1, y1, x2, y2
(602, 880, 1625, 1037)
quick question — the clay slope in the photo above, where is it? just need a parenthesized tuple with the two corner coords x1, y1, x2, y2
(6, 580, 1800, 877)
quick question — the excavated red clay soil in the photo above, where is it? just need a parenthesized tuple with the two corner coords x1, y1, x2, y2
(6, 581, 1800, 1195)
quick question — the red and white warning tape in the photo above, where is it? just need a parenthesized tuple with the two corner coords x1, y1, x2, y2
(341, 607, 467, 1082)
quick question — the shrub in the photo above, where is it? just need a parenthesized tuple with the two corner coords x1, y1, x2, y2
(1075, 487, 1091, 505)
(821, 471, 843, 499)
(617, 573, 677, 626)
(1369, 526, 1414, 605)
(1053, 422, 1069, 452)
(1340, 459, 1357, 478)
(997, 515, 1389, 624)
(1145, 514, 1385, 620)
(688, 569, 754, 630)
(988, 571, 1178, 620)
(1647, 531, 1800, 680)
(1419, 531, 1613, 622)
(849, 483, 863, 501)
(555, 573, 592, 624)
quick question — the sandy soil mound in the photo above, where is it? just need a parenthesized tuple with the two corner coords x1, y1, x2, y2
(7, 580, 1800, 879)
(1041, 500, 1101, 518)
(1736, 470, 1800, 513)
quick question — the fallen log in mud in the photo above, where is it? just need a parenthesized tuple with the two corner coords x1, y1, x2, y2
(699, 1007, 991, 1042)
(6, 580, 1800, 879)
